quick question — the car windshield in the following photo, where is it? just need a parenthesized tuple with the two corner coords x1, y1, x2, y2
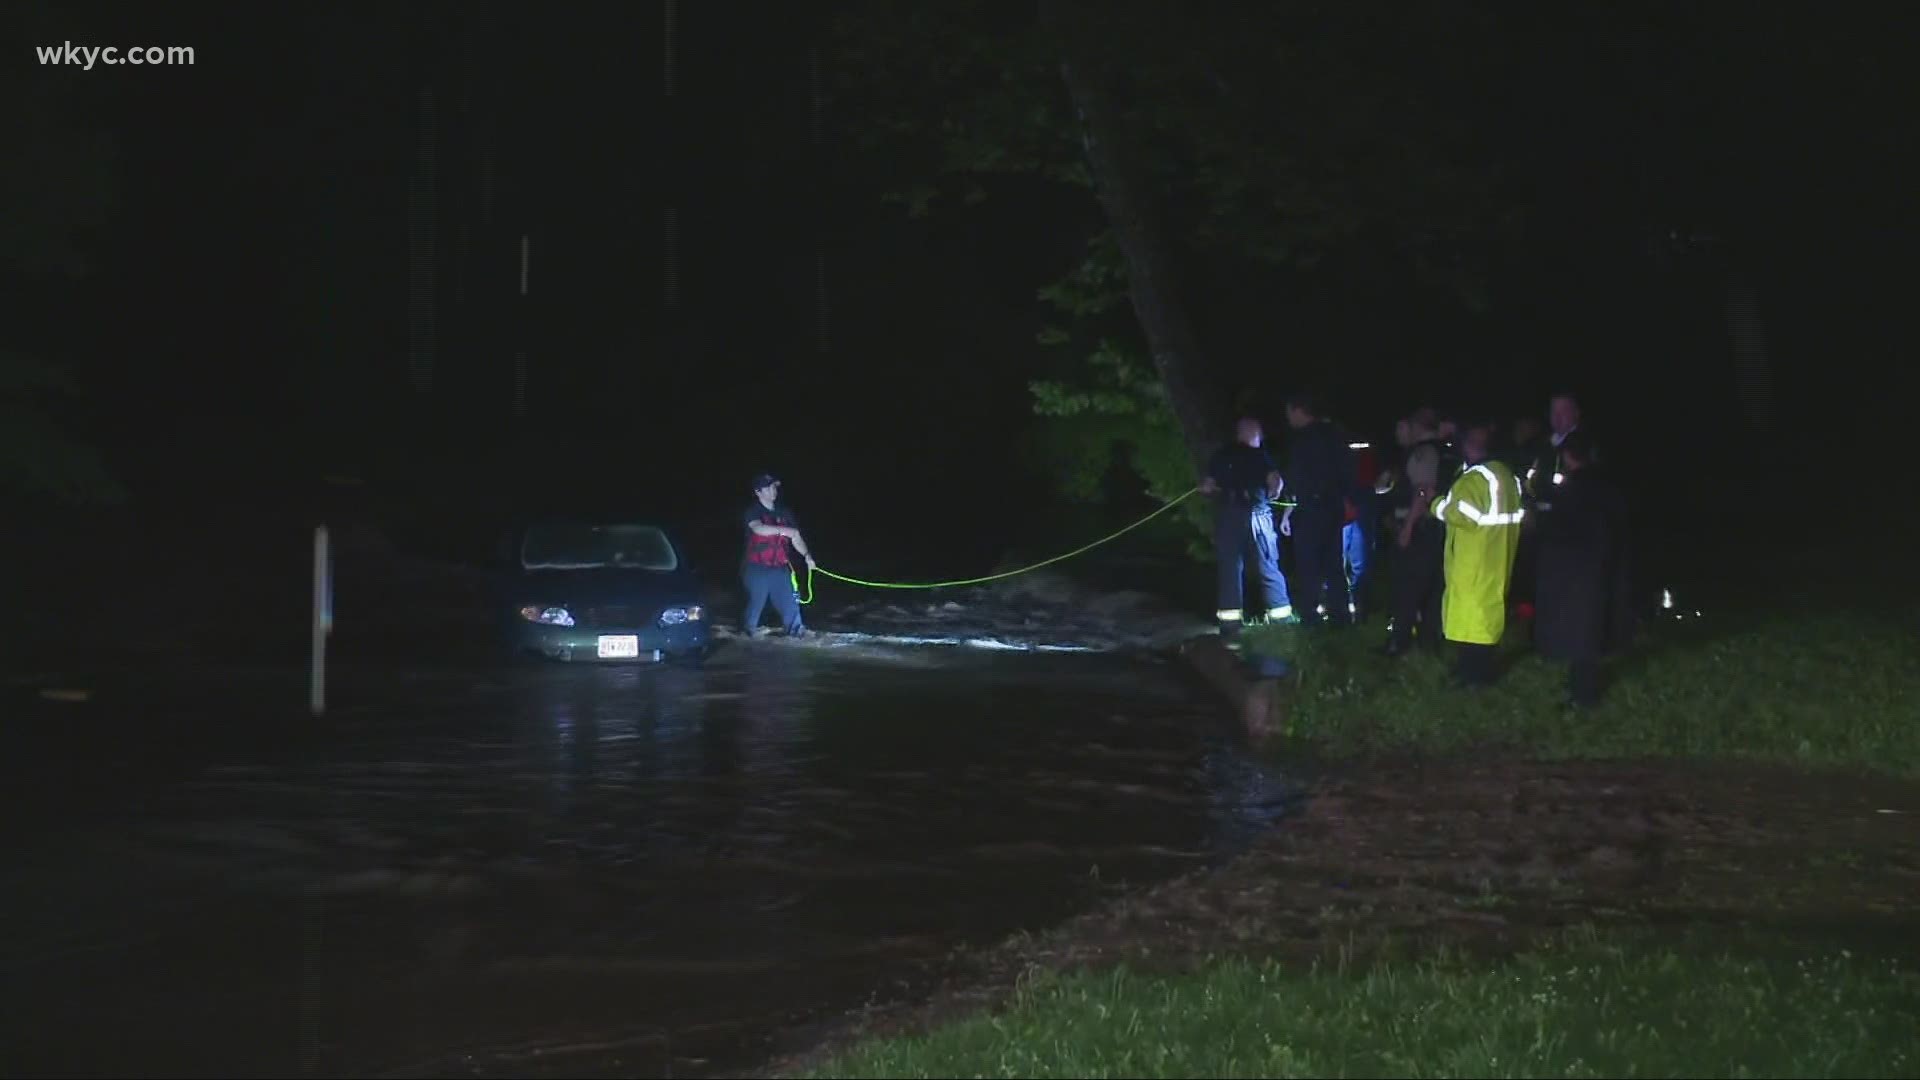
(521, 523, 680, 571)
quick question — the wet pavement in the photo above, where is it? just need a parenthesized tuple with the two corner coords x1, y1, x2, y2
(1, 637, 1288, 1077)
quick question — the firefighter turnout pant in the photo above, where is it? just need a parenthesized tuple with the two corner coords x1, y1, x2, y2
(1215, 503, 1291, 635)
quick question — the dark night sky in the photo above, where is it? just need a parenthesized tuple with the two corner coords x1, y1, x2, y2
(15, 2, 1917, 562)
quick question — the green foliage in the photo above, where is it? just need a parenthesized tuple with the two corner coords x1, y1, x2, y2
(1029, 338, 1211, 557)
(809, 928, 1920, 1078)
(1033, 232, 1128, 318)
(827, 2, 1084, 218)
(1024, 232, 1212, 548)
(831, 2, 1517, 275)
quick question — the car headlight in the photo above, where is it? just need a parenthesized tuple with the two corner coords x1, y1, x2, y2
(658, 605, 703, 626)
(520, 605, 576, 627)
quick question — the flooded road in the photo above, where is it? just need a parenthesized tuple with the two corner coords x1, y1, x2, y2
(2, 640, 1286, 1077)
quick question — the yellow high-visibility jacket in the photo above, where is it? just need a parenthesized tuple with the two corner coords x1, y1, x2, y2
(1431, 460, 1525, 645)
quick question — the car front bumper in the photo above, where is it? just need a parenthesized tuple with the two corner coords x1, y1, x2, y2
(510, 620, 711, 662)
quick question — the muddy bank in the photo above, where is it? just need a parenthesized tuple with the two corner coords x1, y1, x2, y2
(759, 757, 1920, 1076)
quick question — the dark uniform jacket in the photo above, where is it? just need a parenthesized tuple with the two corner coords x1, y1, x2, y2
(1390, 437, 1460, 522)
(1527, 427, 1600, 506)
(1284, 421, 1353, 511)
(1207, 443, 1280, 510)
(1508, 437, 1548, 481)
(1532, 465, 1634, 660)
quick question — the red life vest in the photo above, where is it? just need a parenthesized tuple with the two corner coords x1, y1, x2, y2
(744, 505, 796, 568)
(1344, 447, 1380, 523)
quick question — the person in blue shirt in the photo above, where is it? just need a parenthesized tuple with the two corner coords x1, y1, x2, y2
(1199, 417, 1291, 640)
(741, 473, 816, 638)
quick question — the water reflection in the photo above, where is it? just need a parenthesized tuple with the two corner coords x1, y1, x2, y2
(0, 645, 1291, 1078)
(547, 685, 579, 812)
(738, 644, 813, 777)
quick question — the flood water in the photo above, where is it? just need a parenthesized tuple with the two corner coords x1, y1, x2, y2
(1, 640, 1287, 1078)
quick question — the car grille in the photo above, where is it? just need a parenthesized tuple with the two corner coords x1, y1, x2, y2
(580, 605, 645, 628)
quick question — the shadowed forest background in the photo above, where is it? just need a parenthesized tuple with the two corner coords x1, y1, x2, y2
(7, 0, 1913, 574)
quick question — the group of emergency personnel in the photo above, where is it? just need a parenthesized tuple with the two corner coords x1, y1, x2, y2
(1206, 391, 1632, 706)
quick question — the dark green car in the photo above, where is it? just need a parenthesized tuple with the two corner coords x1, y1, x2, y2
(502, 519, 712, 664)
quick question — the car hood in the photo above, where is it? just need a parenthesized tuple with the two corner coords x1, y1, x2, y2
(509, 568, 701, 607)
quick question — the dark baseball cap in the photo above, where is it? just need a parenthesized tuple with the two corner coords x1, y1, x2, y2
(751, 473, 781, 492)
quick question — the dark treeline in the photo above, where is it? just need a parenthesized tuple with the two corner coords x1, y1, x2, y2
(8, 0, 1913, 569)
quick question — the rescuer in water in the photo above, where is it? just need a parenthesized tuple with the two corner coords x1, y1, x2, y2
(1199, 417, 1291, 641)
(741, 473, 816, 638)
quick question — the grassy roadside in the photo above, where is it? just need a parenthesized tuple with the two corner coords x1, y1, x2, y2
(1242, 609, 1920, 776)
(807, 927, 1920, 1078)
(787, 751, 1920, 1077)
(784, 599, 1920, 1078)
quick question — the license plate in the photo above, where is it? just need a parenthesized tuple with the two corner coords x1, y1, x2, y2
(596, 635, 640, 659)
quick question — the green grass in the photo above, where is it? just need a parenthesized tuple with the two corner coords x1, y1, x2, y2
(1240, 610, 1920, 775)
(806, 929, 1920, 1078)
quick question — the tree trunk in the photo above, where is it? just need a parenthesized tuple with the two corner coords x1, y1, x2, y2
(1046, 4, 1226, 480)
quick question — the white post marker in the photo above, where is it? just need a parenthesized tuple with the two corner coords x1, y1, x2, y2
(311, 526, 330, 716)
